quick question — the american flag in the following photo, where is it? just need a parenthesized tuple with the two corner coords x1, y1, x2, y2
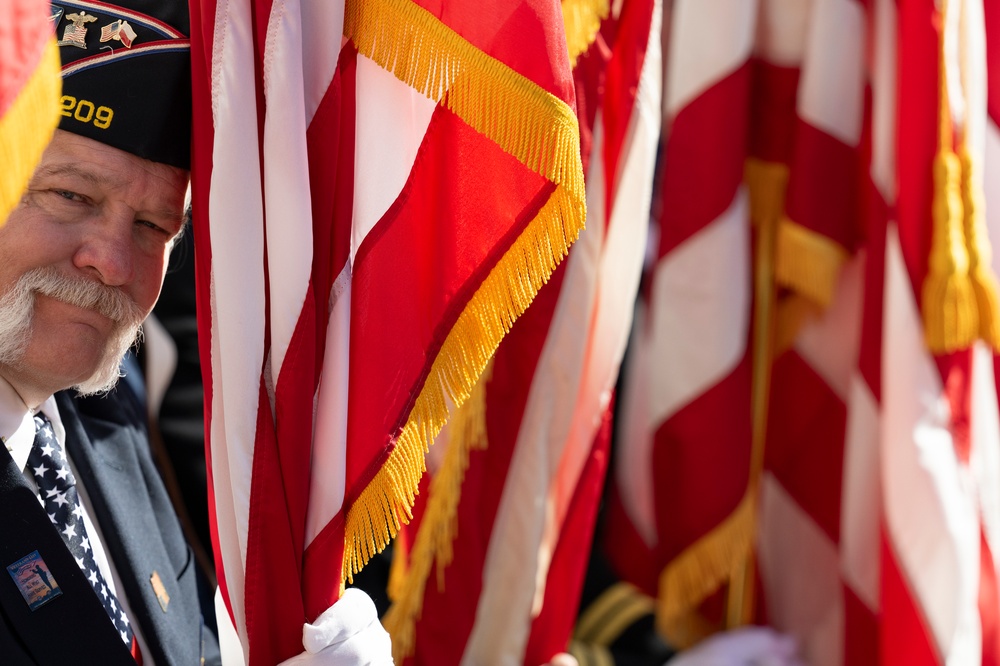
(607, 0, 1000, 663)
(188, 0, 586, 662)
(381, 0, 662, 662)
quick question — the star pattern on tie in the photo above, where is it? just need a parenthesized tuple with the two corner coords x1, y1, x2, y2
(26, 414, 134, 647)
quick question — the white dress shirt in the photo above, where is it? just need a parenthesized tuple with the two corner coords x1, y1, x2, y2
(0, 376, 155, 663)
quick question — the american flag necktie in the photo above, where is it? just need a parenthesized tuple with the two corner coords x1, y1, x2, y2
(26, 412, 135, 647)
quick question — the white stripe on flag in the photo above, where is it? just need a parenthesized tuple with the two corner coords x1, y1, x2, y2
(352, 55, 436, 264)
(753, 0, 810, 66)
(263, 0, 315, 381)
(882, 225, 982, 662)
(208, 0, 266, 650)
(665, 0, 757, 118)
(797, 0, 865, 147)
(869, 0, 897, 203)
(306, 264, 353, 547)
(758, 473, 844, 666)
(648, 188, 751, 427)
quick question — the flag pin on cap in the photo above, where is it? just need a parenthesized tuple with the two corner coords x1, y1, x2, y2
(57, 12, 97, 49)
(100, 19, 138, 49)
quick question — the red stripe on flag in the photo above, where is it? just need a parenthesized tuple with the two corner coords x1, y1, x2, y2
(880, 528, 940, 666)
(765, 351, 847, 544)
(343, 108, 553, 500)
(652, 354, 752, 568)
(748, 60, 800, 164)
(981, 532, 1000, 666)
(843, 583, 880, 666)
(658, 64, 752, 257)
(786, 120, 864, 252)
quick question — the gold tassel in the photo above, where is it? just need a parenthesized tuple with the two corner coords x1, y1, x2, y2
(0, 40, 60, 226)
(382, 362, 492, 663)
(562, 0, 610, 68)
(959, 146, 1000, 350)
(340, 0, 586, 585)
(923, 148, 977, 352)
(743, 159, 788, 228)
(656, 495, 755, 648)
(922, 0, 977, 353)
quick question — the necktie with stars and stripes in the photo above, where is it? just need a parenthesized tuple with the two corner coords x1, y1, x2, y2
(25, 412, 135, 648)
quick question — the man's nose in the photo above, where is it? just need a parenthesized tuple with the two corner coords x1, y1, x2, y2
(72, 218, 135, 287)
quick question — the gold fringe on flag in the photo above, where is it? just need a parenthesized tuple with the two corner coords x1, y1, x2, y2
(775, 219, 848, 310)
(341, 0, 586, 585)
(743, 159, 788, 228)
(922, 0, 977, 353)
(0, 40, 60, 226)
(959, 145, 1000, 350)
(382, 361, 492, 663)
(562, 0, 610, 68)
(656, 495, 755, 648)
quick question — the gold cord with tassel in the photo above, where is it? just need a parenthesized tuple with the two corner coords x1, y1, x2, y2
(922, 0, 978, 353)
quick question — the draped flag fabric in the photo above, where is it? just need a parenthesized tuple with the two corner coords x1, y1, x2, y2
(188, 0, 586, 663)
(381, 0, 662, 662)
(0, 0, 60, 225)
(607, 0, 1000, 663)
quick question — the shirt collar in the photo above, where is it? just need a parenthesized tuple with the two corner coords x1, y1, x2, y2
(0, 376, 63, 471)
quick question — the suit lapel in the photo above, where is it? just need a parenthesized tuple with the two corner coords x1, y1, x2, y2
(58, 391, 198, 666)
(0, 444, 136, 664)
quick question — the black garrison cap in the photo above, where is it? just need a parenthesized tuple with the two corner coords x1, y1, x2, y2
(52, 0, 191, 168)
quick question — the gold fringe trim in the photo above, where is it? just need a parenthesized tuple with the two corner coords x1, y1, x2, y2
(959, 146, 1000, 351)
(0, 39, 60, 226)
(345, 0, 585, 206)
(656, 494, 755, 648)
(562, 0, 610, 68)
(775, 219, 848, 310)
(340, 0, 586, 586)
(382, 361, 492, 663)
(743, 159, 789, 228)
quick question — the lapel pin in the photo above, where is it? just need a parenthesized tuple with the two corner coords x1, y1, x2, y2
(57, 11, 97, 49)
(7, 550, 62, 610)
(150, 571, 169, 612)
(99, 19, 137, 49)
(49, 5, 63, 25)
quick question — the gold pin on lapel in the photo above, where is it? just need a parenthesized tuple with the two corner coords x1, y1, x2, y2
(150, 571, 170, 612)
(57, 12, 97, 49)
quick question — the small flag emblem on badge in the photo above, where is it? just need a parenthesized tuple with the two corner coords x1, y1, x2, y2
(7, 551, 62, 611)
(99, 19, 137, 48)
(56, 11, 96, 49)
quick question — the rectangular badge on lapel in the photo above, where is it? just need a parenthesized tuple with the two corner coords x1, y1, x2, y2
(7, 550, 62, 610)
(150, 571, 169, 612)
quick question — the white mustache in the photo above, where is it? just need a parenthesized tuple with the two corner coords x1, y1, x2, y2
(20, 267, 145, 325)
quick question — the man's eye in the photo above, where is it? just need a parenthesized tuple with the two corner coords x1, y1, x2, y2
(137, 219, 169, 235)
(52, 190, 84, 202)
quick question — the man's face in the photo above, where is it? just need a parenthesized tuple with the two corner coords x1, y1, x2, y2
(0, 130, 188, 404)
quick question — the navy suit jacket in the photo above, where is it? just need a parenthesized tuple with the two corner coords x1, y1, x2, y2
(0, 389, 221, 665)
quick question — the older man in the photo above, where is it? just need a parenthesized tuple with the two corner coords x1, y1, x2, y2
(0, 0, 220, 663)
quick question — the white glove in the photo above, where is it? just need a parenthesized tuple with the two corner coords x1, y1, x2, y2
(664, 626, 805, 666)
(277, 588, 393, 666)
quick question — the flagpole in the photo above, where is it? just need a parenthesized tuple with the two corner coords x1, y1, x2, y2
(728, 160, 786, 627)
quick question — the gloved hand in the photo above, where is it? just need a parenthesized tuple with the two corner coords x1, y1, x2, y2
(277, 588, 393, 666)
(664, 626, 804, 666)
